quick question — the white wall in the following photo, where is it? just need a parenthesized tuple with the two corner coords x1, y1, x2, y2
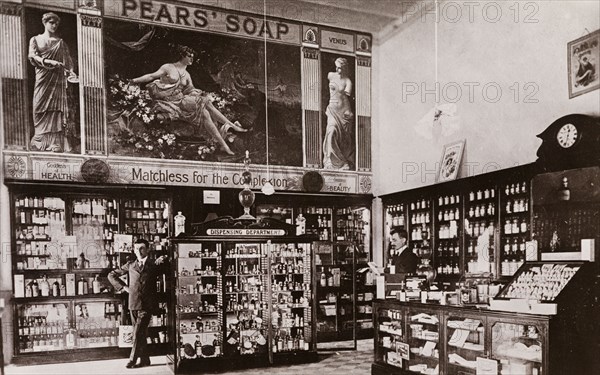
(374, 0, 600, 195)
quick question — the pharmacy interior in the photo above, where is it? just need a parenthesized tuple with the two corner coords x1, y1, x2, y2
(0, 1, 600, 375)
(0, 0, 375, 372)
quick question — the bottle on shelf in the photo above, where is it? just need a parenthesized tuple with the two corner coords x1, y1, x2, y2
(40, 275, 50, 297)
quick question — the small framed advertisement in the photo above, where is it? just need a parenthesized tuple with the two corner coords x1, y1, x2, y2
(437, 139, 465, 183)
(568, 29, 599, 98)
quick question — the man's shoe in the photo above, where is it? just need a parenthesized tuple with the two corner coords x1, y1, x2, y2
(134, 359, 151, 368)
(125, 361, 136, 369)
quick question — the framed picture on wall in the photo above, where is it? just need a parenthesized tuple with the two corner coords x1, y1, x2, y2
(568, 29, 599, 98)
(437, 139, 465, 183)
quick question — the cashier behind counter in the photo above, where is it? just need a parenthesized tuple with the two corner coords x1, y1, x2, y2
(386, 227, 419, 275)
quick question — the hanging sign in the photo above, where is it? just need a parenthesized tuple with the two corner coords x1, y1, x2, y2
(206, 229, 286, 236)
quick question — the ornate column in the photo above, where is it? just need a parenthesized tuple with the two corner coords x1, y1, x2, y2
(356, 57, 372, 172)
(1, 2, 28, 149)
(355, 35, 372, 172)
(301, 27, 321, 168)
(77, 4, 106, 154)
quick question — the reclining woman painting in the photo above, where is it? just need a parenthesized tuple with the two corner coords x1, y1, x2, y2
(131, 45, 247, 155)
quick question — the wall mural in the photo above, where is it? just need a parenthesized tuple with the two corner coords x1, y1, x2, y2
(104, 19, 303, 166)
(321, 52, 356, 170)
(25, 8, 80, 154)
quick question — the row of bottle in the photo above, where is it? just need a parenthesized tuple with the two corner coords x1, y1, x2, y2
(466, 240, 494, 256)
(226, 296, 265, 313)
(17, 226, 51, 240)
(411, 226, 431, 241)
(124, 221, 168, 234)
(72, 212, 118, 226)
(272, 244, 307, 257)
(279, 312, 305, 328)
(18, 328, 119, 352)
(271, 262, 307, 275)
(438, 208, 461, 222)
(436, 261, 461, 275)
(225, 261, 260, 275)
(318, 269, 341, 287)
(72, 199, 117, 216)
(15, 240, 52, 256)
(411, 212, 431, 225)
(502, 238, 529, 256)
(124, 209, 168, 220)
(272, 280, 310, 292)
(181, 281, 217, 295)
(300, 207, 332, 215)
(124, 199, 167, 209)
(504, 219, 529, 234)
(468, 189, 496, 201)
(504, 182, 528, 195)
(438, 195, 461, 206)
(272, 329, 309, 352)
(505, 199, 529, 213)
(177, 301, 219, 314)
(23, 275, 103, 298)
(225, 279, 262, 293)
(436, 244, 460, 258)
(466, 221, 495, 237)
(17, 209, 64, 225)
(410, 199, 431, 211)
(468, 203, 495, 218)
(316, 215, 332, 228)
(15, 197, 65, 209)
(438, 224, 459, 239)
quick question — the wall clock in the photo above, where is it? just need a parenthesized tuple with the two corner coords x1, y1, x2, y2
(536, 114, 600, 171)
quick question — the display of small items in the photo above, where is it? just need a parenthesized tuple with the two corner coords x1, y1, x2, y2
(500, 181, 530, 276)
(225, 315, 268, 355)
(435, 194, 461, 276)
(407, 198, 432, 259)
(500, 263, 580, 301)
(465, 187, 497, 275)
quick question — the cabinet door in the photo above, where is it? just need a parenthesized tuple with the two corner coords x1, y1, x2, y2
(488, 318, 545, 375)
(15, 302, 70, 354)
(375, 305, 407, 370)
(406, 308, 441, 374)
(223, 242, 268, 357)
(176, 242, 223, 360)
(444, 312, 485, 374)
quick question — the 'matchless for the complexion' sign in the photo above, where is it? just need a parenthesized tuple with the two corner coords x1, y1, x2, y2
(104, 0, 301, 44)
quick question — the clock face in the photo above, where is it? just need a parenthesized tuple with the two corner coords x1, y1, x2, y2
(556, 123, 578, 148)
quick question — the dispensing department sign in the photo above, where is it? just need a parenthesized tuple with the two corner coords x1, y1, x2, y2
(206, 229, 286, 236)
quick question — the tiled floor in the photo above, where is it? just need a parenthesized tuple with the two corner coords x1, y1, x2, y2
(4, 339, 373, 375)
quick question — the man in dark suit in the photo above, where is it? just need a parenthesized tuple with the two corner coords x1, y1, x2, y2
(388, 227, 419, 274)
(108, 239, 167, 369)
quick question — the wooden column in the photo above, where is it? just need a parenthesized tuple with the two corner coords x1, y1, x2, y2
(77, 7, 106, 155)
(1, 2, 28, 150)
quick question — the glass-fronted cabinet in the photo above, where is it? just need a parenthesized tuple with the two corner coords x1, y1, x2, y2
(171, 231, 317, 373)
(10, 189, 173, 364)
(406, 309, 440, 374)
(445, 312, 485, 374)
(374, 306, 407, 371)
(489, 320, 544, 375)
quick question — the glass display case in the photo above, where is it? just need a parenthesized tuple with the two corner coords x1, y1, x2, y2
(374, 306, 407, 371)
(445, 312, 485, 374)
(170, 231, 317, 373)
(490, 320, 544, 375)
(406, 309, 440, 374)
(10, 189, 173, 364)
